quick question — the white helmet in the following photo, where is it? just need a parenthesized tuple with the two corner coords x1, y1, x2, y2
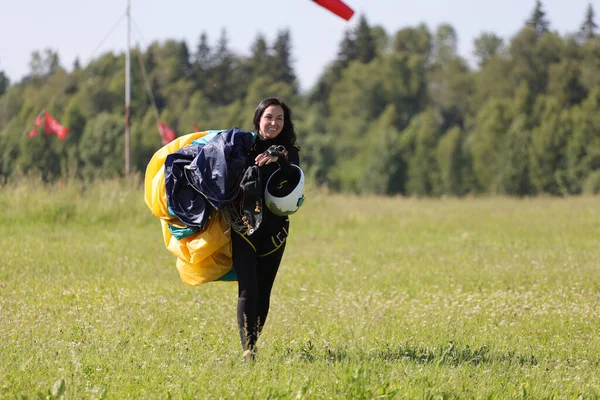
(265, 165, 305, 216)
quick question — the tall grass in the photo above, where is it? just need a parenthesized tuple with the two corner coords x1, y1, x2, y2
(1, 180, 599, 398)
(0, 175, 149, 226)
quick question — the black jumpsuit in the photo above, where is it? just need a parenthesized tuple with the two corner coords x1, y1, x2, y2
(232, 137, 300, 353)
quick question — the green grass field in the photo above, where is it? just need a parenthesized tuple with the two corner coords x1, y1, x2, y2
(1, 178, 600, 399)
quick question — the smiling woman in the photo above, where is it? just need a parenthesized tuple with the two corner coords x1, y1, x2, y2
(256, 104, 284, 141)
(231, 97, 304, 361)
(143, 97, 305, 362)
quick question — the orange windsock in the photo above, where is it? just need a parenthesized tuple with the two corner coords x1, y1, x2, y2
(312, 0, 354, 21)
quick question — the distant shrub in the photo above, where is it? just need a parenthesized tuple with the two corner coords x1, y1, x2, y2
(582, 170, 600, 195)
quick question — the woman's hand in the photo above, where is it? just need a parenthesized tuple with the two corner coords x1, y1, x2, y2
(255, 146, 288, 166)
(255, 152, 278, 166)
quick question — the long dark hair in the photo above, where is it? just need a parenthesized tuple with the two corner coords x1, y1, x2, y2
(252, 97, 297, 146)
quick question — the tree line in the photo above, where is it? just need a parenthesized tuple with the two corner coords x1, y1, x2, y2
(0, 0, 598, 196)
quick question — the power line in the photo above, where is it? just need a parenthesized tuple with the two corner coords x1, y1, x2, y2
(134, 45, 160, 122)
(131, 16, 160, 121)
(88, 13, 127, 62)
(131, 16, 149, 48)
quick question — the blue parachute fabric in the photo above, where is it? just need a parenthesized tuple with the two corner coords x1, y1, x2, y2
(186, 128, 256, 211)
(164, 132, 223, 232)
(166, 204, 200, 239)
(191, 130, 223, 147)
(216, 268, 238, 281)
(168, 224, 201, 240)
(164, 144, 213, 229)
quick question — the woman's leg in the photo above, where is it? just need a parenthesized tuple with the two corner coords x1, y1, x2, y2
(231, 232, 259, 353)
(256, 242, 286, 336)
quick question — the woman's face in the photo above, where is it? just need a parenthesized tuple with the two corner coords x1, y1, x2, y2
(258, 105, 284, 140)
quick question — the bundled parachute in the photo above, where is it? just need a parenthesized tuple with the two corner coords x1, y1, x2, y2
(144, 130, 254, 286)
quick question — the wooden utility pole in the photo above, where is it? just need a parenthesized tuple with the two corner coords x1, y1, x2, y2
(124, 0, 131, 176)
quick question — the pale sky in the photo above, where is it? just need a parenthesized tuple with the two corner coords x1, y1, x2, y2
(1, 0, 598, 92)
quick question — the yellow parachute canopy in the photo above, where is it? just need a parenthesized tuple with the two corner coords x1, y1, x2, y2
(144, 131, 233, 286)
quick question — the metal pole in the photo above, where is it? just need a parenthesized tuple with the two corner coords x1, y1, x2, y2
(124, 0, 131, 176)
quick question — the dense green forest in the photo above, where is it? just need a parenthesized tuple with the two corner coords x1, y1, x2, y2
(0, 1, 598, 196)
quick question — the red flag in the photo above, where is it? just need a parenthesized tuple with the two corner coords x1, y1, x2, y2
(43, 112, 69, 140)
(27, 127, 38, 137)
(312, 0, 354, 20)
(34, 115, 43, 127)
(157, 120, 176, 144)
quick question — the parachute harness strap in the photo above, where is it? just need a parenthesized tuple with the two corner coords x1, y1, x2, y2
(223, 202, 255, 235)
